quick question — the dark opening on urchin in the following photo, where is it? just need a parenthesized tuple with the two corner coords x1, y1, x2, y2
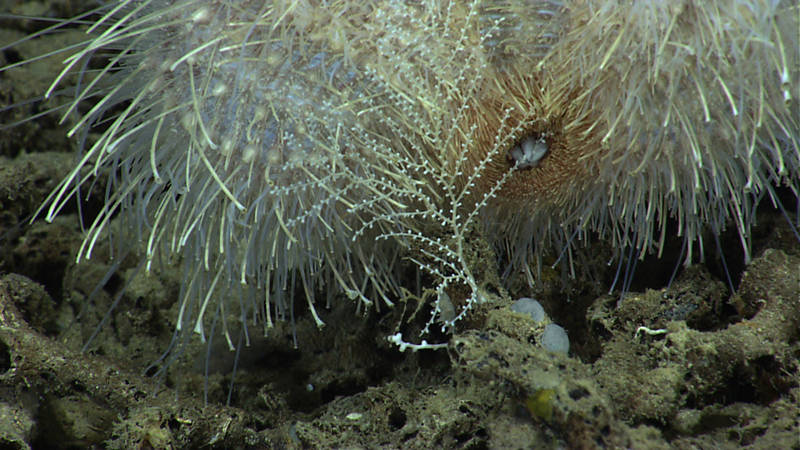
(507, 132, 549, 170)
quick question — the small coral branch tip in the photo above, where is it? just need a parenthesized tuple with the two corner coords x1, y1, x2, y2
(387, 333, 448, 352)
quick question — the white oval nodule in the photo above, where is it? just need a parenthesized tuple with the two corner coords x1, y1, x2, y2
(509, 135, 548, 170)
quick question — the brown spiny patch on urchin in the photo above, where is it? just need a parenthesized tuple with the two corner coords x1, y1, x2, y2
(458, 71, 603, 207)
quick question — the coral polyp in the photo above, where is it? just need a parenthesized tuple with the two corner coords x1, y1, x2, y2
(2, 0, 798, 350)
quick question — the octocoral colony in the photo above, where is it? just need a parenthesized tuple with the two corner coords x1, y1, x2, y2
(4, 0, 798, 347)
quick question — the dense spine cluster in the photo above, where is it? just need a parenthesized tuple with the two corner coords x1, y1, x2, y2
(2, 0, 798, 348)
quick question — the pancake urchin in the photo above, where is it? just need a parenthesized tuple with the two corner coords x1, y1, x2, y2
(2, 0, 798, 354)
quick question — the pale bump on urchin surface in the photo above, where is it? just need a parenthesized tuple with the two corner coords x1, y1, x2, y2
(2, 0, 798, 371)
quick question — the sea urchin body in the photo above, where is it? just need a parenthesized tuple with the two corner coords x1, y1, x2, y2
(2, 0, 798, 350)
